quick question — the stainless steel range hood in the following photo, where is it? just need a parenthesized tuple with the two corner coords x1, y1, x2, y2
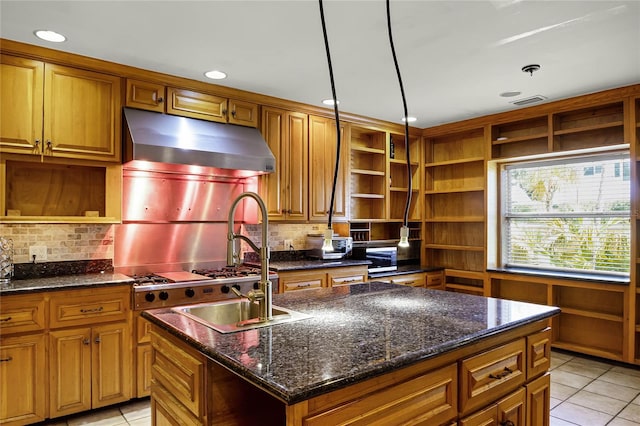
(123, 107, 275, 177)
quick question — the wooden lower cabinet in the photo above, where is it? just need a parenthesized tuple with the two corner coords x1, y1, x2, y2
(149, 320, 553, 426)
(279, 266, 368, 292)
(49, 322, 132, 418)
(0, 333, 46, 425)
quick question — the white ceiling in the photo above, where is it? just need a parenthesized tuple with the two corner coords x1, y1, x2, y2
(1, 0, 639, 128)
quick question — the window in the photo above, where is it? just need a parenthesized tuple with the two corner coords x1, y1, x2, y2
(502, 152, 630, 276)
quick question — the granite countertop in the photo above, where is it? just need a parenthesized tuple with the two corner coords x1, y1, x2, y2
(368, 264, 444, 278)
(251, 258, 371, 271)
(142, 282, 560, 404)
(0, 272, 134, 294)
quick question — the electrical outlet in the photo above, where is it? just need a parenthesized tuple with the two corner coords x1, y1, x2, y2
(284, 239, 293, 251)
(29, 245, 47, 261)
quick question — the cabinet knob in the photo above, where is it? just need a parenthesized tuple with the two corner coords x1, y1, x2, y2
(83, 339, 90, 345)
(34, 139, 40, 147)
(222, 109, 228, 116)
(46, 140, 52, 148)
(94, 337, 101, 344)
(231, 110, 236, 117)
(157, 97, 164, 103)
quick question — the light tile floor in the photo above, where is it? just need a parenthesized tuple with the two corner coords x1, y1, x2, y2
(35, 349, 640, 425)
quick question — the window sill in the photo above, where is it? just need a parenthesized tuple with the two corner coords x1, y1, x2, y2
(487, 267, 630, 286)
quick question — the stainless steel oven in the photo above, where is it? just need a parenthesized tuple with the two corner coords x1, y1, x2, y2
(365, 247, 398, 274)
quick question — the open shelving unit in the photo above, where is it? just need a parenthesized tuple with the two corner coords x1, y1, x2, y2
(423, 127, 486, 294)
(349, 126, 387, 221)
(388, 132, 421, 221)
(491, 115, 549, 159)
(633, 96, 640, 363)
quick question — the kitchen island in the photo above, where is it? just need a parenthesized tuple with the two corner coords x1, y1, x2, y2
(142, 282, 559, 425)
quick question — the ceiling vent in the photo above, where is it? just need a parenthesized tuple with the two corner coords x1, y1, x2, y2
(510, 95, 547, 106)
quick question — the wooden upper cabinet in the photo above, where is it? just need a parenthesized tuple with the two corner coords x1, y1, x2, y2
(260, 107, 308, 221)
(0, 55, 44, 155)
(44, 64, 122, 162)
(167, 87, 258, 127)
(126, 79, 165, 112)
(1, 57, 121, 162)
(308, 115, 349, 222)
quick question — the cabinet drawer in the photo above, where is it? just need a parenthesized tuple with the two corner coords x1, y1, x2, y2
(459, 338, 526, 415)
(150, 329, 204, 419)
(0, 293, 46, 334)
(304, 363, 457, 426)
(136, 313, 153, 344)
(330, 274, 366, 287)
(284, 279, 323, 291)
(49, 286, 129, 328)
(527, 327, 551, 380)
(390, 273, 426, 287)
(426, 271, 444, 289)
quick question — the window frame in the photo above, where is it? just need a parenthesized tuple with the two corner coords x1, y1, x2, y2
(498, 150, 631, 278)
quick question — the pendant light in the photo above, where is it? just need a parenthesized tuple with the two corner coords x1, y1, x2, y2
(318, 0, 342, 253)
(386, 0, 412, 248)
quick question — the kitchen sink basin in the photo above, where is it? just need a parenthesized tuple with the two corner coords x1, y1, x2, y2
(172, 299, 311, 333)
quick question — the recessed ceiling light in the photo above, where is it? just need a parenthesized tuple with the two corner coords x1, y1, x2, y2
(34, 30, 66, 43)
(500, 91, 522, 98)
(402, 116, 417, 123)
(322, 99, 340, 106)
(204, 70, 227, 80)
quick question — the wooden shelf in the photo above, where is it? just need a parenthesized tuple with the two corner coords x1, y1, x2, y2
(351, 146, 385, 155)
(424, 187, 485, 195)
(390, 159, 419, 166)
(445, 283, 484, 294)
(492, 132, 548, 145)
(446, 269, 485, 280)
(390, 187, 419, 193)
(0, 216, 120, 224)
(558, 307, 623, 323)
(552, 341, 623, 362)
(424, 216, 485, 223)
(351, 168, 385, 176)
(351, 193, 385, 199)
(553, 121, 624, 136)
(424, 157, 485, 168)
(424, 244, 484, 252)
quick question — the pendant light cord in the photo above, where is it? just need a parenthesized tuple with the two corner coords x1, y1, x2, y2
(319, 0, 341, 230)
(386, 0, 412, 228)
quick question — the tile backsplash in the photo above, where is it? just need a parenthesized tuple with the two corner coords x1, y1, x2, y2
(0, 224, 114, 264)
(243, 223, 325, 252)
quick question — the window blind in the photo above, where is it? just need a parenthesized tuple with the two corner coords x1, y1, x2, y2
(503, 153, 630, 275)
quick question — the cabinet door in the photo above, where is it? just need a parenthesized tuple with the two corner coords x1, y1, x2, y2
(309, 115, 349, 222)
(126, 78, 166, 112)
(0, 55, 43, 155)
(167, 87, 227, 123)
(0, 333, 46, 424)
(498, 387, 525, 426)
(526, 373, 550, 426)
(92, 322, 132, 408)
(228, 99, 258, 127)
(44, 64, 121, 162)
(261, 107, 308, 221)
(49, 327, 92, 418)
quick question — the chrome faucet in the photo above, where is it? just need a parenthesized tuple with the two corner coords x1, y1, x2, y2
(226, 192, 272, 322)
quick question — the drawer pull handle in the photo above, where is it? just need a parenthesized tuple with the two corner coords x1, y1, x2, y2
(80, 307, 104, 314)
(297, 283, 311, 288)
(0, 356, 13, 362)
(0, 316, 12, 322)
(489, 367, 513, 379)
(500, 421, 515, 426)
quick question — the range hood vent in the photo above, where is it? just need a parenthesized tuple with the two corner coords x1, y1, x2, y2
(123, 107, 275, 177)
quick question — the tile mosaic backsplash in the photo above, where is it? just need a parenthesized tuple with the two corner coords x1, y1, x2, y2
(0, 224, 114, 264)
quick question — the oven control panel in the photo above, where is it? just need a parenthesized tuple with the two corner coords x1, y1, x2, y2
(133, 279, 268, 310)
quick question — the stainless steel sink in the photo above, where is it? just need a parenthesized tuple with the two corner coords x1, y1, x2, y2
(172, 299, 311, 333)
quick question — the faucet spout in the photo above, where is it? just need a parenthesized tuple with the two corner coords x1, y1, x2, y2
(227, 192, 272, 321)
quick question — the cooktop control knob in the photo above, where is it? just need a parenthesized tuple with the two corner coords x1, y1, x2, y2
(145, 292, 155, 302)
(185, 288, 195, 298)
(253, 282, 260, 290)
(221, 285, 230, 294)
(159, 291, 169, 301)
(232, 284, 241, 291)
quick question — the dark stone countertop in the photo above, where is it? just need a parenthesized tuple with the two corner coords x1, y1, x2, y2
(368, 264, 444, 278)
(0, 273, 134, 295)
(142, 282, 559, 405)
(249, 258, 371, 272)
